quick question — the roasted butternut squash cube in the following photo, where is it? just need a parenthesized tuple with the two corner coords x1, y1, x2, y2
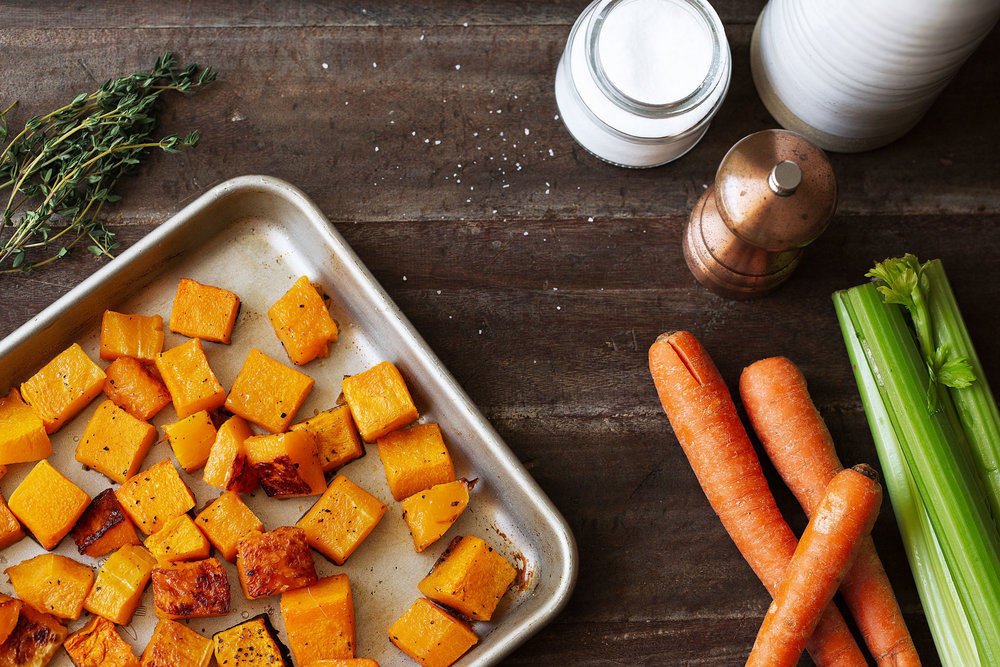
(387, 598, 477, 667)
(164, 410, 217, 473)
(418, 535, 518, 621)
(83, 544, 157, 625)
(154, 338, 226, 419)
(151, 557, 231, 619)
(100, 310, 165, 363)
(281, 574, 355, 663)
(20, 343, 106, 434)
(268, 276, 339, 366)
(62, 614, 139, 667)
(202, 415, 258, 493)
(8, 459, 90, 550)
(144, 513, 210, 563)
(116, 459, 196, 535)
(0, 388, 51, 464)
(140, 618, 213, 667)
(195, 491, 264, 562)
(0, 605, 67, 667)
(169, 278, 241, 344)
(225, 348, 314, 433)
(401, 479, 471, 553)
(296, 475, 386, 565)
(245, 431, 325, 498)
(213, 615, 290, 666)
(377, 423, 456, 501)
(5, 554, 93, 620)
(301, 661, 381, 667)
(236, 526, 317, 599)
(0, 596, 21, 646)
(76, 399, 157, 484)
(290, 405, 364, 473)
(103, 357, 171, 421)
(72, 488, 141, 558)
(0, 494, 24, 551)
(341, 361, 418, 442)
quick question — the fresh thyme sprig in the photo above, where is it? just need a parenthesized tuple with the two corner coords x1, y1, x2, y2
(0, 52, 215, 274)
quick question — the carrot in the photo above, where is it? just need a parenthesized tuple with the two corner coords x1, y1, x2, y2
(648, 331, 868, 667)
(746, 464, 882, 667)
(741, 356, 921, 667)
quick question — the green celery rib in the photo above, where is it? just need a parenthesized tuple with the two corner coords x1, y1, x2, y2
(833, 284, 1000, 664)
(834, 291, 979, 667)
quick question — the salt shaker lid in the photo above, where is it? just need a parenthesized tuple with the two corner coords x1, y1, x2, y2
(715, 129, 836, 252)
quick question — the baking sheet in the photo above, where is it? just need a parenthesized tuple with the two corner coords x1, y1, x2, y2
(0, 175, 578, 666)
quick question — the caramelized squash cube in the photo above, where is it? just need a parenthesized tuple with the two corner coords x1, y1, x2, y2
(83, 544, 157, 625)
(144, 513, 210, 563)
(213, 615, 290, 666)
(0, 494, 24, 551)
(195, 491, 264, 562)
(64, 615, 139, 667)
(76, 399, 157, 484)
(0, 596, 21, 646)
(296, 475, 386, 565)
(5, 554, 93, 620)
(116, 459, 196, 535)
(169, 278, 241, 344)
(281, 574, 355, 663)
(268, 276, 339, 366)
(245, 431, 325, 498)
(401, 479, 471, 553)
(164, 410, 217, 472)
(0, 388, 51, 464)
(236, 526, 317, 599)
(140, 618, 213, 667)
(8, 460, 89, 550)
(20, 343, 106, 434)
(154, 338, 226, 419)
(103, 357, 171, 421)
(202, 415, 258, 493)
(418, 535, 518, 621)
(0, 605, 68, 667)
(225, 348, 314, 433)
(72, 488, 141, 558)
(387, 598, 477, 667)
(377, 423, 456, 501)
(151, 557, 231, 620)
(101, 310, 165, 362)
(341, 361, 418, 442)
(290, 405, 364, 473)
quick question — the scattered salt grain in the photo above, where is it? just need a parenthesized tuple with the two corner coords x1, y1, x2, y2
(322, 63, 329, 69)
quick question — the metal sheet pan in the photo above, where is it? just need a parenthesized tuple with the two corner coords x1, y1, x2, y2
(0, 175, 578, 666)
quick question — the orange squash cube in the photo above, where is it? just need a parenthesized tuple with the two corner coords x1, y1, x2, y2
(225, 348, 314, 433)
(72, 488, 141, 558)
(202, 415, 258, 493)
(268, 276, 339, 365)
(377, 423, 456, 501)
(245, 431, 325, 498)
(103, 356, 171, 421)
(84, 544, 157, 625)
(63, 615, 139, 667)
(0, 595, 21, 646)
(151, 557, 231, 620)
(100, 310, 165, 362)
(0, 494, 24, 551)
(144, 513, 211, 563)
(20, 342, 106, 434)
(342, 361, 418, 442)
(0, 388, 51, 464)
(401, 479, 471, 553)
(164, 410, 217, 473)
(169, 277, 241, 344)
(8, 459, 90, 550)
(418, 535, 518, 621)
(155, 338, 226, 419)
(281, 574, 355, 663)
(0, 605, 67, 667)
(140, 618, 213, 667)
(387, 598, 478, 667)
(76, 399, 157, 484)
(296, 475, 386, 565)
(195, 491, 264, 562)
(291, 405, 364, 473)
(116, 459, 196, 535)
(213, 615, 290, 666)
(5, 553, 93, 621)
(236, 526, 318, 600)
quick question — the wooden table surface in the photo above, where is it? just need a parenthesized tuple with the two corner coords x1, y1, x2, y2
(3, 2, 999, 665)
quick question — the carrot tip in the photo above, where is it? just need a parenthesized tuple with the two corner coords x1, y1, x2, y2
(850, 463, 881, 483)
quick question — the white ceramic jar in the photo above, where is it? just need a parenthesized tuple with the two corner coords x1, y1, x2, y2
(554, 0, 731, 168)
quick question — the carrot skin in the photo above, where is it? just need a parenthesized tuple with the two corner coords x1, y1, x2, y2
(746, 465, 882, 667)
(649, 331, 867, 667)
(741, 356, 921, 667)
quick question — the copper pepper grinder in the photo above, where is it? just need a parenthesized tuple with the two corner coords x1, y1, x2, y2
(683, 129, 837, 299)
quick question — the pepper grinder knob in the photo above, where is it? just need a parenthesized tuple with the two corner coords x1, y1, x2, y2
(683, 129, 837, 299)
